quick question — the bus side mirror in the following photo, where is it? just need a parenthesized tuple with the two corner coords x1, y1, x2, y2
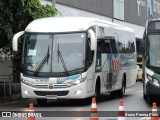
(12, 31, 25, 51)
(88, 29, 96, 50)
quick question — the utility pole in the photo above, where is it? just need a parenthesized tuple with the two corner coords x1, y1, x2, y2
(52, 0, 56, 7)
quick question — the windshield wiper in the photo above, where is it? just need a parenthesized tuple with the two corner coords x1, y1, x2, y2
(34, 45, 50, 76)
(57, 44, 69, 75)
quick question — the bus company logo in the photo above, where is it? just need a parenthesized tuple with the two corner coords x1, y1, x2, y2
(49, 84, 53, 89)
(111, 57, 120, 75)
(57, 78, 66, 83)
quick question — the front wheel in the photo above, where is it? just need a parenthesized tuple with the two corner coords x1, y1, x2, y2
(147, 95, 153, 105)
(143, 82, 147, 100)
(94, 80, 100, 98)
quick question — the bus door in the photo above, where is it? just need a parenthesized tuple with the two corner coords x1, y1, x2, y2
(108, 38, 119, 90)
(96, 38, 112, 90)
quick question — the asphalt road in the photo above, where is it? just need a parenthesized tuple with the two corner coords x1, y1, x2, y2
(0, 82, 159, 120)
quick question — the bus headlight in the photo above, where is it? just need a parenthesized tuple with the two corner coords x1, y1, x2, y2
(21, 79, 36, 87)
(67, 77, 87, 85)
(147, 74, 160, 86)
(75, 80, 81, 85)
(147, 74, 152, 81)
(153, 79, 159, 86)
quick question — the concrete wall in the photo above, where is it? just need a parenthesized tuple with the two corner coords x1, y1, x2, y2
(0, 58, 12, 76)
(56, 0, 160, 27)
(124, 0, 147, 26)
(57, 0, 113, 17)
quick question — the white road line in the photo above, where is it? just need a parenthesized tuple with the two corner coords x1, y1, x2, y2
(139, 117, 150, 120)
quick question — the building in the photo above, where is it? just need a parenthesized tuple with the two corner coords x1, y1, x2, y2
(42, 0, 160, 54)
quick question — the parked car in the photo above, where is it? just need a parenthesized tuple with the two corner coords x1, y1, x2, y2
(136, 62, 142, 81)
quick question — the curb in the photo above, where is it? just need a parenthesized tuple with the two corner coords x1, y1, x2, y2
(0, 97, 21, 106)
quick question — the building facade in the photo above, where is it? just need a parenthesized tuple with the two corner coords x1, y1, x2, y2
(48, 0, 160, 54)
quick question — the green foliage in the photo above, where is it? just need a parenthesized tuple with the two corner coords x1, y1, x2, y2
(0, 0, 58, 47)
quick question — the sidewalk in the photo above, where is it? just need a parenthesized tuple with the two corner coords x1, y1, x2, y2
(0, 93, 21, 104)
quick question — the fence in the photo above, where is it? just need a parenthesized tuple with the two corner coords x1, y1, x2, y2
(0, 74, 20, 100)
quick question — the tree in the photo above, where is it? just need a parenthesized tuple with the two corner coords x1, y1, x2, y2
(0, 0, 58, 47)
(0, 0, 58, 79)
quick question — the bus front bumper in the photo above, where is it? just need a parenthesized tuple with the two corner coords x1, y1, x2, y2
(21, 82, 90, 99)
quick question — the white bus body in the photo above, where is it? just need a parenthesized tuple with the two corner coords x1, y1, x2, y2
(12, 17, 136, 104)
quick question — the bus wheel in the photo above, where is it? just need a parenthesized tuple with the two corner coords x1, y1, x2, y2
(95, 80, 100, 98)
(118, 80, 125, 97)
(143, 83, 147, 100)
(143, 91, 147, 100)
(37, 99, 47, 106)
(110, 91, 117, 98)
(147, 95, 153, 105)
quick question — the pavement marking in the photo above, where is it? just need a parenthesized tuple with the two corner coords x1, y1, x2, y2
(139, 117, 150, 120)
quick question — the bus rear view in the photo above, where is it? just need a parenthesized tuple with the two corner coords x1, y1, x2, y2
(143, 20, 160, 104)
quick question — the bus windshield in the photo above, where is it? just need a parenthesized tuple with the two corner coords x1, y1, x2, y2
(147, 35, 160, 67)
(22, 33, 86, 74)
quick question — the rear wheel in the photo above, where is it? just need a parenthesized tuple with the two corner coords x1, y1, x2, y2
(110, 77, 125, 98)
(37, 99, 47, 106)
(118, 81, 125, 97)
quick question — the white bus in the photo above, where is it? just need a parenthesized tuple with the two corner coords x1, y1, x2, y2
(142, 19, 160, 104)
(12, 17, 136, 105)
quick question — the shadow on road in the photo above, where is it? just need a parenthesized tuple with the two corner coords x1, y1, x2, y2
(32, 94, 132, 107)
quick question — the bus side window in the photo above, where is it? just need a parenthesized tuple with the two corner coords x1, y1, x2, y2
(87, 38, 94, 66)
(97, 40, 111, 53)
(110, 39, 117, 53)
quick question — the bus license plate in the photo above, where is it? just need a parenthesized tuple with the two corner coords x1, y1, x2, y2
(46, 95, 57, 99)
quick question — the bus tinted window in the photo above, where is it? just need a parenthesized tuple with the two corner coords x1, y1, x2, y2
(149, 21, 160, 30)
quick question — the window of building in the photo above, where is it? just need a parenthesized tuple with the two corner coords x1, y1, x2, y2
(114, 0, 124, 20)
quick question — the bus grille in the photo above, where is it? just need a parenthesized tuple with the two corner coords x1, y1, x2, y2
(34, 84, 71, 89)
(34, 91, 69, 96)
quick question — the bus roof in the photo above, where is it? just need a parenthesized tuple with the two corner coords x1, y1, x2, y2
(25, 17, 134, 33)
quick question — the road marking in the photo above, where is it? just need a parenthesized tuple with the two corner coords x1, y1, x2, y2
(139, 117, 150, 120)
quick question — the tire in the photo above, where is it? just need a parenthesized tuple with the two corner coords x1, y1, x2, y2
(95, 80, 100, 98)
(143, 91, 147, 100)
(37, 99, 47, 106)
(110, 91, 117, 98)
(143, 82, 147, 100)
(118, 81, 125, 97)
(147, 95, 153, 105)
